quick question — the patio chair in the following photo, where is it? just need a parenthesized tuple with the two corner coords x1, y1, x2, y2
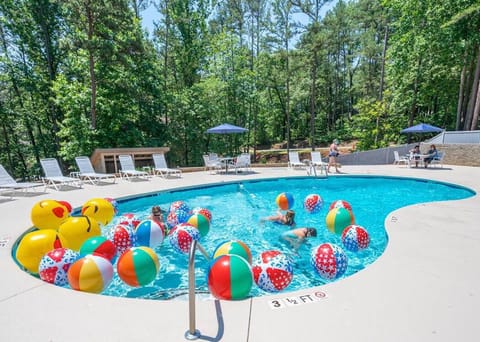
(232, 153, 251, 174)
(310, 151, 327, 174)
(74, 156, 116, 185)
(152, 153, 182, 178)
(40, 158, 83, 190)
(202, 154, 222, 174)
(393, 151, 409, 166)
(118, 155, 150, 181)
(0, 164, 45, 193)
(288, 151, 306, 169)
(430, 151, 445, 168)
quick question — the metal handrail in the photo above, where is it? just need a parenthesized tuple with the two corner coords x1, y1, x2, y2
(185, 240, 210, 340)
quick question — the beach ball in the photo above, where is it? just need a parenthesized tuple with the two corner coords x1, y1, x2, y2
(105, 197, 119, 215)
(304, 194, 324, 213)
(191, 207, 212, 222)
(207, 254, 253, 300)
(325, 207, 355, 235)
(16, 229, 67, 274)
(252, 250, 293, 292)
(117, 247, 160, 287)
(329, 200, 353, 213)
(213, 240, 252, 264)
(118, 213, 141, 229)
(276, 192, 294, 210)
(341, 225, 370, 252)
(187, 214, 210, 237)
(67, 254, 114, 293)
(166, 209, 189, 228)
(81, 198, 115, 226)
(311, 243, 348, 280)
(111, 224, 137, 256)
(30, 199, 70, 230)
(170, 201, 190, 214)
(58, 216, 101, 251)
(39, 248, 79, 286)
(135, 219, 165, 248)
(79, 236, 116, 262)
(168, 223, 200, 254)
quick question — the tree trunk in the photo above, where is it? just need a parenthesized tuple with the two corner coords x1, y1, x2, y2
(87, 3, 97, 129)
(464, 45, 480, 130)
(469, 46, 480, 130)
(456, 53, 468, 130)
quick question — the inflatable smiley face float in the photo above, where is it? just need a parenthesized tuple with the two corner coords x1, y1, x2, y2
(30, 200, 70, 230)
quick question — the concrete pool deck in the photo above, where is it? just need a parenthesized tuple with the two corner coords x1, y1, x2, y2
(1, 164, 479, 342)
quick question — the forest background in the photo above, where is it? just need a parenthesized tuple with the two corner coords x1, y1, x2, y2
(1, 0, 479, 179)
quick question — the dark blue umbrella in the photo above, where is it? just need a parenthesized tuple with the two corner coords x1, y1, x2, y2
(206, 123, 248, 134)
(401, 123, 443, 134)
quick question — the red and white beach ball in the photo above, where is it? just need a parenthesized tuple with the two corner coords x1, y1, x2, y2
(252, 250, 293, 292)
(341, 225, 370, 252)
(304, 194, 324, 213)
(118, 213, 141, 229)
(39, 248, 79, 286)
(310, 243, 348, 280)
(168, 223, 200, 254)
(111, 224, 137, 256)
(329, 200, 353, 213)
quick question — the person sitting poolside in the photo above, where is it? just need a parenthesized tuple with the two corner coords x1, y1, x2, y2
(281, 227, 317, 250)
(423, 144, 438, 168)
(409, 145, 421, 167)
(261, 209, 296, 226)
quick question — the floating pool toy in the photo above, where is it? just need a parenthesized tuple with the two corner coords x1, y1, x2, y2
(191, 207, 212, 222)
(16, 229, 67, 274)
(213, 240, 252, 264)
(252, 250, 293, 292)
(67, 254, 114, 293)
(187, 213, 210, 237)
(30, 199, 70, 230)
(341, 225, 370, 252)
(168, 223, 200, 254)
(311, 243, 348, 280)
(110, 224, 137, 256)
(135, 219, 165, 248)
(329, 200, 353, 213)
(39, 248, 79, 286)
(304, 194, 324, 213)
(80, 236, 116, 262)
(166, 209, 189, 228)
(118, 213, 141, 229)
(81, 198, 115, 226)
(207, 254, 253, 300)
(57, 201, 73, 213)
(276, 192, 294, 210)
(117, 247, 160, 287)
(325, 207, 355, 235)
(58, 216, 101, 251)
(169, 201, 190, 214)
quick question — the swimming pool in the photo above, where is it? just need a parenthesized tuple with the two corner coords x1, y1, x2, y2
(84, 175, 473, 300)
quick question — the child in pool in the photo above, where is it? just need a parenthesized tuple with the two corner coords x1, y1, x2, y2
(261, 210, 296, 226)
(281, 227, 317, 250)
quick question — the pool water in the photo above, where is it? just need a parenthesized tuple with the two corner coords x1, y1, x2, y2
(99, 176, 474, 300)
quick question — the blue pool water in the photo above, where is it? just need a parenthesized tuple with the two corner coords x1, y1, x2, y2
(99, 175, 474, 300)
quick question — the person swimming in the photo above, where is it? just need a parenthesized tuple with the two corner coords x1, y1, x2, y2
(261, 210, 296, 226)
(280, 227, 317, 250)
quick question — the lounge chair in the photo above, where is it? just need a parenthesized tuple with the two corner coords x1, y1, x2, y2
(40, 158, 83, 190)
(288, 151, 306, 169)
(202, 154, 222, 174)
(310, 151, 327, 174)
(232, 153, 251, 174)
(118, 155, 150, 181)
(152, 154, 182, 178)
(393, 151, 409, 166)
(0, 164, 45, 193)
(74, 156, 116, 185)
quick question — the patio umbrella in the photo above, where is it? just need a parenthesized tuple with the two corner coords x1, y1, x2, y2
(400, 123, 443, 134)
(206, 123, 248, 134)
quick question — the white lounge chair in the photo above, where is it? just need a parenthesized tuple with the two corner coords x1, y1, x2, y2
(202, 154, 222, 174)
(152, 153, 182, 178)
(118, 155, 150, 181)
(393, 151, 409, 166)
(232, 153, 251, 174)
(310, 151, 327, 174)
(288, 151, 306, 169)
(0, 164, 45, 193)
(40, 158, 83, 190)
(75, 156, 116, 185)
